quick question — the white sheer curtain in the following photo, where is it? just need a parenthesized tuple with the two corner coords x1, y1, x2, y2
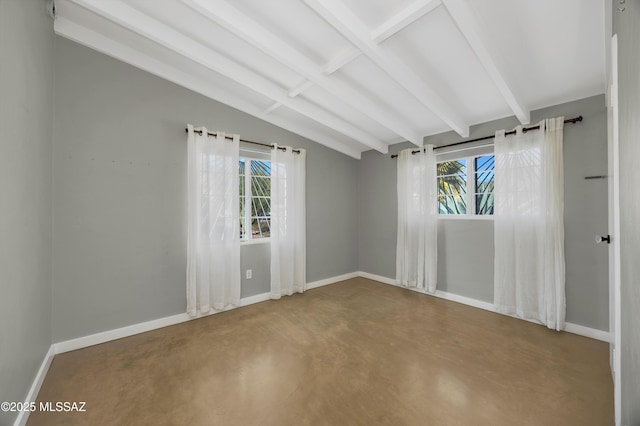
(270, 145, 306, 299)
(493, 117, 566, 330)
(396, 145, 438, 293)
(186, 125, 241, 316)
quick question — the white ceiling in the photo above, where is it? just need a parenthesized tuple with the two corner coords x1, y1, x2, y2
(54, 0, 607, 159)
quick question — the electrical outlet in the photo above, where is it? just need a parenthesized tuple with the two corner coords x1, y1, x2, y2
(246, 269, 252, 279)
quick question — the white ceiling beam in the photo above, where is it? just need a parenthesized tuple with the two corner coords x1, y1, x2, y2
(70, 0, 387, 153)
(54, 17, 362, 159)
(263, 102, 281, 114)
(371, 0, 442, 43)
(225, 1, 441, 106)
(305, 0, 469, 138)
(288, 80, 314, 97)
(183, 0, 423, 146)
(304, 1, 442, 87)
(322, 47, 361, 75)
(441, 0, 530, 124)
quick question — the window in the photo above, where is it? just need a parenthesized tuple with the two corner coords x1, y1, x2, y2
(437, 154, 494, 216)
(240, 158, 271, 240)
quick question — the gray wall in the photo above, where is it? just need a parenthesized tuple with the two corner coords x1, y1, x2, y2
(613, 2, 640, 424)
(52, 37, 359, 342)
(0, 0, 54, 424)
(359, 95, 609, 331)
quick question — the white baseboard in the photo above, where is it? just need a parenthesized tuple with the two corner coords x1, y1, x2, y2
(564, 322, 611, 342)
(14, 345, 55, 426)
(54, 294, 272, 355)
(358, 271, 396, 286)
(239, 292, 271, 307)
(16, 272, 349, 425)
(17, 270, 608, 426)
(357, 271, 611, 343)
(435, 289, 495, 312)
(306, 272, 359, 290)
(53, 312, 192, 354)
(54, 272, 356, 355)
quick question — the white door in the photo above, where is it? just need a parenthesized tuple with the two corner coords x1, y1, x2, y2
(606, 34, 621, 426)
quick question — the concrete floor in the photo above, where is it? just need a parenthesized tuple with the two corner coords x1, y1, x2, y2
(30, 278, 613, 425)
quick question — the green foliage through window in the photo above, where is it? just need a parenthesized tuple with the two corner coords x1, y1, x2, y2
(437, 155, 494, 216)
(474, 155, 494, 215)
(240, 159, 271, 239)
(438, 159, 467, 214)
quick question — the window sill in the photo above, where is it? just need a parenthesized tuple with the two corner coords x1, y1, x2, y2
(437, 215, 494, 221)
(241, 238, 271, 245)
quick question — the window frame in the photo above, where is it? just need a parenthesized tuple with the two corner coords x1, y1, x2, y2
(240, 155, 272, 243)
(437, 153, 494, 220)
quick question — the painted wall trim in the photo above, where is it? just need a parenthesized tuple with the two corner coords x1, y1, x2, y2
(16, 272, 353, 425)
(53, 295, 265, 354)
(54, 272, 357, 354)
(54, 312, 189, 355)
(17, 270, 607, 425)
(564, 322, 611, 343)
(357, 271, 611, 342)
(13, 345, 56, 426)
(306, 271, 359, 290)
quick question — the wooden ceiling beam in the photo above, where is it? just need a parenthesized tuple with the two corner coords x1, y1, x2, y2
(54, 16, 362, 159)
(442, 0, 530, 124)
(70, 0, 384, 153)
(184, 0, 422, 147)
(305, 0, 469, 137)
(291, 0, 442, 96)
(371, 0, 442, 43)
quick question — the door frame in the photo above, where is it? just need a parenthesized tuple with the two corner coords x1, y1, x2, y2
(607, 33, 621, 426)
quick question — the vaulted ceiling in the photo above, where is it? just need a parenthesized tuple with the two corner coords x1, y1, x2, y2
(54, 0, 607, 159)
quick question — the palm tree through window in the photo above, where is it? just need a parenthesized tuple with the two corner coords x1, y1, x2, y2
(240, 159, 271, 239)
(437, 155, 494, 216)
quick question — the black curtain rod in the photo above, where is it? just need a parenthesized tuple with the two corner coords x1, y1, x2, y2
(390, 116, 583, 158)
(185, 128, 300, 154)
